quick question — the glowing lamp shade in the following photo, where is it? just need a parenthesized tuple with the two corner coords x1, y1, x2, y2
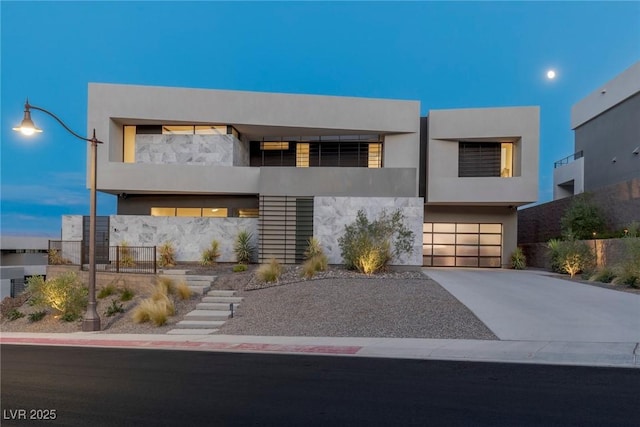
(12, 109, 42, 136)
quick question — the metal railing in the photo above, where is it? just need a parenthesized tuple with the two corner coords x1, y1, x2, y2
(554, 150, 583, 168)
(48, 241, 157, 274)
(10, 278, 26, 297)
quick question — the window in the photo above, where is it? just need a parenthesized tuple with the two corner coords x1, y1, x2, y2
(151, 208, 229, 217)
(458, 142, 513, 177)
(249, 136, 383, 168)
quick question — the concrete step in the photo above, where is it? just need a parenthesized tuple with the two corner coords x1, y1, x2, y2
(202, 296, 243, 304)
(188, 285, 210, 296)
(166, 328, 219, 335)
(158, 269, 190, 275)
(196, 302, 240, 310)
(184, 310, 231, 321)
(184, 275, 217, 281)
(175, 320, 226, 329)
(207, 290, 237, 297)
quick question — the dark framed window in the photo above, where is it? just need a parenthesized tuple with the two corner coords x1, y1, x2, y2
(458, 142, 501, 177)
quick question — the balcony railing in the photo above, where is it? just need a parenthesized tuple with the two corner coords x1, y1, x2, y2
(48, 240, 157, 274)
(554, 150, 583, 168)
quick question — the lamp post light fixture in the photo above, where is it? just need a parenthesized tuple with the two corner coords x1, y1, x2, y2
(13, 99, 102, 331)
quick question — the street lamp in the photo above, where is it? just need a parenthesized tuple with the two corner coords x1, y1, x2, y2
(13, 99, 102, 331)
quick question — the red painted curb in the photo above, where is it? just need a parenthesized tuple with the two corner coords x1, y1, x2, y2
(0, 337, 362, 355)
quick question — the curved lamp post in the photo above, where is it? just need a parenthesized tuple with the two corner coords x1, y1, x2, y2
(13, 99, 102, 331)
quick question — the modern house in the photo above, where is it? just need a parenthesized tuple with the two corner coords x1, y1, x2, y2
(520, 61, 639, 245)
(61, 83, 539, 268)
(553, 61, 640, 200)
(0, 236, 48, 299)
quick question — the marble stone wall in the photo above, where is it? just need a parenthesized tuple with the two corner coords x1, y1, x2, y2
(136, 134, 248, 166)
(110, 216, 258, 263)
(314, 197, 424, 266)
(62, 215, 83, 241)
(60, 216, 84, 264)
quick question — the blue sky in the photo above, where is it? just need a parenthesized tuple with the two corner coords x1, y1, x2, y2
(1, 1, 639, 237)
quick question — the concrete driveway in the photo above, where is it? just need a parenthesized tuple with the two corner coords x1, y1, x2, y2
(424, 268, 640, 342)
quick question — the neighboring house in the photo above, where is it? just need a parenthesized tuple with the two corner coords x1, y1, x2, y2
(0, 236, 48, 299)
(61, 83, 539, 268)
(553, 61, 640, 200)
(520, 61, 640, 245)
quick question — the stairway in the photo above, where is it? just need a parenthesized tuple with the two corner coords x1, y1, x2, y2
(161, 271, 242, 335)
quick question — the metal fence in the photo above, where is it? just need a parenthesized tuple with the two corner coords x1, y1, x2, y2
(48, 241, 157, 274)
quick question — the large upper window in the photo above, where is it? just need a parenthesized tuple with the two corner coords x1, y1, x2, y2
(250, 135, 383, 168)
(458, 142, 513, 177)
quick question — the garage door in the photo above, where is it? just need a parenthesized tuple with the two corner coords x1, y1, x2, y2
(423, 222, 502, 267)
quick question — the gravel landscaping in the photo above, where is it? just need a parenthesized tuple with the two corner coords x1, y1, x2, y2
(1, 264, 497, 340)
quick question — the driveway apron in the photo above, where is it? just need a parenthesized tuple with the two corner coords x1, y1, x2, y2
(424, 268, 640, 342)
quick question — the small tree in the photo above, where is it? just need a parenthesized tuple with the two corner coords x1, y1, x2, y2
(338, 209, 414, 274)
(26, 272, 88, 320)
(560, 194, 605, 240)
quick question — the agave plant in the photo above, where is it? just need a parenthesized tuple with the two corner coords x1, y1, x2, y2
(234, 230, 255, 264)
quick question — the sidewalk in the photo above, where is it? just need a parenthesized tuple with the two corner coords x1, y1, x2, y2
(1, 332, 638, 368)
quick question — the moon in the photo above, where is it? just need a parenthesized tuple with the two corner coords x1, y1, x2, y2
(546, 69, 556, 80)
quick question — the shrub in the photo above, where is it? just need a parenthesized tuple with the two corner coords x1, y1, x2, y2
(510, 247, 526, 270)
(589, 268, 617, 283)
(304, 237, 323, 260)
(118, 241, 135, 268)
(175, 281, 193, 300)
(232, 264, 248, 273)
(28, 310, 46, 322)
(132, 298, 171, 326)
(560, 194, 606, 240)
(158, 242, 176, 268)
(105, 300, 125, 317)
(234, 230, 255, 264)
(556, 237, 595, 278)
(546, 238, 564, 273)
(338, 209, 414, 274)
(156, 277, 176, 297)
(256, 258, 282, 283)
(614, 236, 640, 288)
(1, 293, 30, 318)
(624, 221, 640, 238)
(301, 237, 329, 279)
(120, 287, 135, 302)
(61, 312, 80, 322)
(302, 254, 329, 279)
(27, 272, 87, 319)
(98, 284, 117, 299)
(6, 309, 25, 321)
(48, 248, 71, 265)
(201, 239, 221, 266)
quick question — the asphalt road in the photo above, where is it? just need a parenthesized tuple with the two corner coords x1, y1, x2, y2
(2, 345, 639, 426)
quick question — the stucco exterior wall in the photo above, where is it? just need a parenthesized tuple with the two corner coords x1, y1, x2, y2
(426, 106, 539, 206)
(314, 197, 424, 266)
(424, 205, 518, 268)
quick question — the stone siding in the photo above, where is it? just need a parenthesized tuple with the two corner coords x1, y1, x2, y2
(110, 215, 258, 263)
(519, 178, 640, 244)
(314, 197, 424, 266)
(135, 134, 249, 166)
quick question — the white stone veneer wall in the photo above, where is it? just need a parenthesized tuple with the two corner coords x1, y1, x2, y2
(109, 216, 258, 263)
(136, 134, 249, 166)
(314, 197, 424, 266)
(62, 215, 83, 241)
